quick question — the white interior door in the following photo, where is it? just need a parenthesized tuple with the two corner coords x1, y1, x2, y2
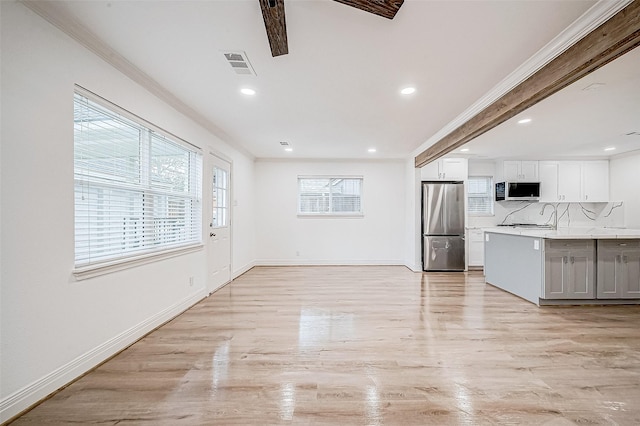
(208, 154, 231, 293)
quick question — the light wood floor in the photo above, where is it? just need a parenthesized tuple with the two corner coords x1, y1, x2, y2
(10, 266, 640, 425)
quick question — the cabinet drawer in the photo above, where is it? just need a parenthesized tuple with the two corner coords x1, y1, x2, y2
(546, 239, 595, 251)
(598, 240, 640, 250)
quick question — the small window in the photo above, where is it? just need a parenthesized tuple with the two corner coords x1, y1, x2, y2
(211, 166, 228, 228)
(298, 177, 363, 216)
(467, 176, 494, 216)
(74, 89, 203, 269)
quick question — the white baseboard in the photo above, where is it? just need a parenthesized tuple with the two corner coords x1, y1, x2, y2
(232, 260, 256, 279)
(254, 259, 405, 267)
(0, 290, 206, 423)
(404, 262, 423, 272)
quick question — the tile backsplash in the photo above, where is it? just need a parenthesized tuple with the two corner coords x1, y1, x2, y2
(500, 201, 624, 228)
(469, 201, 625, 229)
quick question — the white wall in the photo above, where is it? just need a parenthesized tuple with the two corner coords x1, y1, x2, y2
(254, 160, 406, 265)
(0, 3, 255, 420)
(230, 153, 257, 276)
(404, 161, 422, 271)
(610, 150, 640, 228)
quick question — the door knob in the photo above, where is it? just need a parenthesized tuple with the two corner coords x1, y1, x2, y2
(210, 232, 216, 237)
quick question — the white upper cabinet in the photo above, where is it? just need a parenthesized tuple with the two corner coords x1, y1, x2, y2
(421, 158, 468, 181)
(581, 161, 609, 202)
(538, 160, 609, 202)
(557, 161, 582, 202)
(538, 161, 559, 201)
(503, 160, 538, 181)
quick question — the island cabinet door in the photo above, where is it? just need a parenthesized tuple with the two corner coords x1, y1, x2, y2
(544, 240, 595, 299)
(545, 252, 570, 298)
(597, 241, 640, 299)
(621, 251, 640, 298)
(597, 248, 621, 298)
(569, 250, 595, 299)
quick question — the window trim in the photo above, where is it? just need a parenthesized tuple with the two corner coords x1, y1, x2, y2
(73, 244, 204, 280)
(73, 86, 203, 277)
(297, 175, 364, 218)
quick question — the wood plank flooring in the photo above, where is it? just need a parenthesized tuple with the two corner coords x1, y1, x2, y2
(10, 266, 640, 425)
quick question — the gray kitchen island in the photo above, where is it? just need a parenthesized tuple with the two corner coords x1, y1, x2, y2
(484, 227, 640, 305)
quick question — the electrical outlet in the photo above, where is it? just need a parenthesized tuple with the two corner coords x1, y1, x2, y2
(189, 276, 194, 286)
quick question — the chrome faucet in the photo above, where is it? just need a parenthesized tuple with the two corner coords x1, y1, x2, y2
(540, 203, 558, 230)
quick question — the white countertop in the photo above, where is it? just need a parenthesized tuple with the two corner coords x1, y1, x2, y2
(483, 226, 640, 239)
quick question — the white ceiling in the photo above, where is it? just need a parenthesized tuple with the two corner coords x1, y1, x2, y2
(33, 0, 629, 160)
(457, 43, 640, 161)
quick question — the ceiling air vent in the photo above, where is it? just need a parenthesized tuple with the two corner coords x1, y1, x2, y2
(222, 51, 257, 76)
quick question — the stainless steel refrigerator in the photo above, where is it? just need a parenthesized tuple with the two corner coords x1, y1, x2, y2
(422, 181, 465, 271)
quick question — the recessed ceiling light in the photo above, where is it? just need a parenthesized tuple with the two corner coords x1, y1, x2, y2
(460, 148, 469, 152)
(284, 147, 293, 152)
(400, 87, 416, 95)
(604, 147, 616, 151)
(518, 118, 532, 124)
(240, 88, 256, 96)
(368, 148, 377, 153)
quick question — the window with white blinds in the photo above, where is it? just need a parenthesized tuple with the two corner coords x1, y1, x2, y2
(298, 177, 363, 215)
(74, 91, 202, 269)
(467, 176, 494, 216)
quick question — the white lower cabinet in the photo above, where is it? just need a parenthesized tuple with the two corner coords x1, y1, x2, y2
(597, 240, 640, 299)
(467, 228, 484, 267)
(543, 240, 595, 299)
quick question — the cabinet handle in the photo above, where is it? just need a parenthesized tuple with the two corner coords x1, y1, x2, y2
(570, 256, 574, 264)
(563, 256, 568, 264)
(624, 255, 628, 264)
(616, 255, 622, 263)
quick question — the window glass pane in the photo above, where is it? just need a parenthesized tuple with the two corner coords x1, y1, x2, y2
(74, 97, 141, 185)
(331, 178, 361, 213)
(150, 134, 190, 192)
(211, 166, 228, 227)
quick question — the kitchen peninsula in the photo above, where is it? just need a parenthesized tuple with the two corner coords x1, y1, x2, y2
(484, 227, 640, 305)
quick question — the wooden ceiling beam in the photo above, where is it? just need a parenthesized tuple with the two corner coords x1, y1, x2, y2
(333, 0, 404, 20)
(415, 0, 640, 168)
(259, 0, 288, 57)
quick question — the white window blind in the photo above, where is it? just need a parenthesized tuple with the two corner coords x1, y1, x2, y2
(74, 91, 202, 268)
(298, 177, 363, 215)
(467, 176, 494, 216)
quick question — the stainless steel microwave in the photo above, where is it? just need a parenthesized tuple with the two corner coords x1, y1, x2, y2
(495, 181, 540, 201)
